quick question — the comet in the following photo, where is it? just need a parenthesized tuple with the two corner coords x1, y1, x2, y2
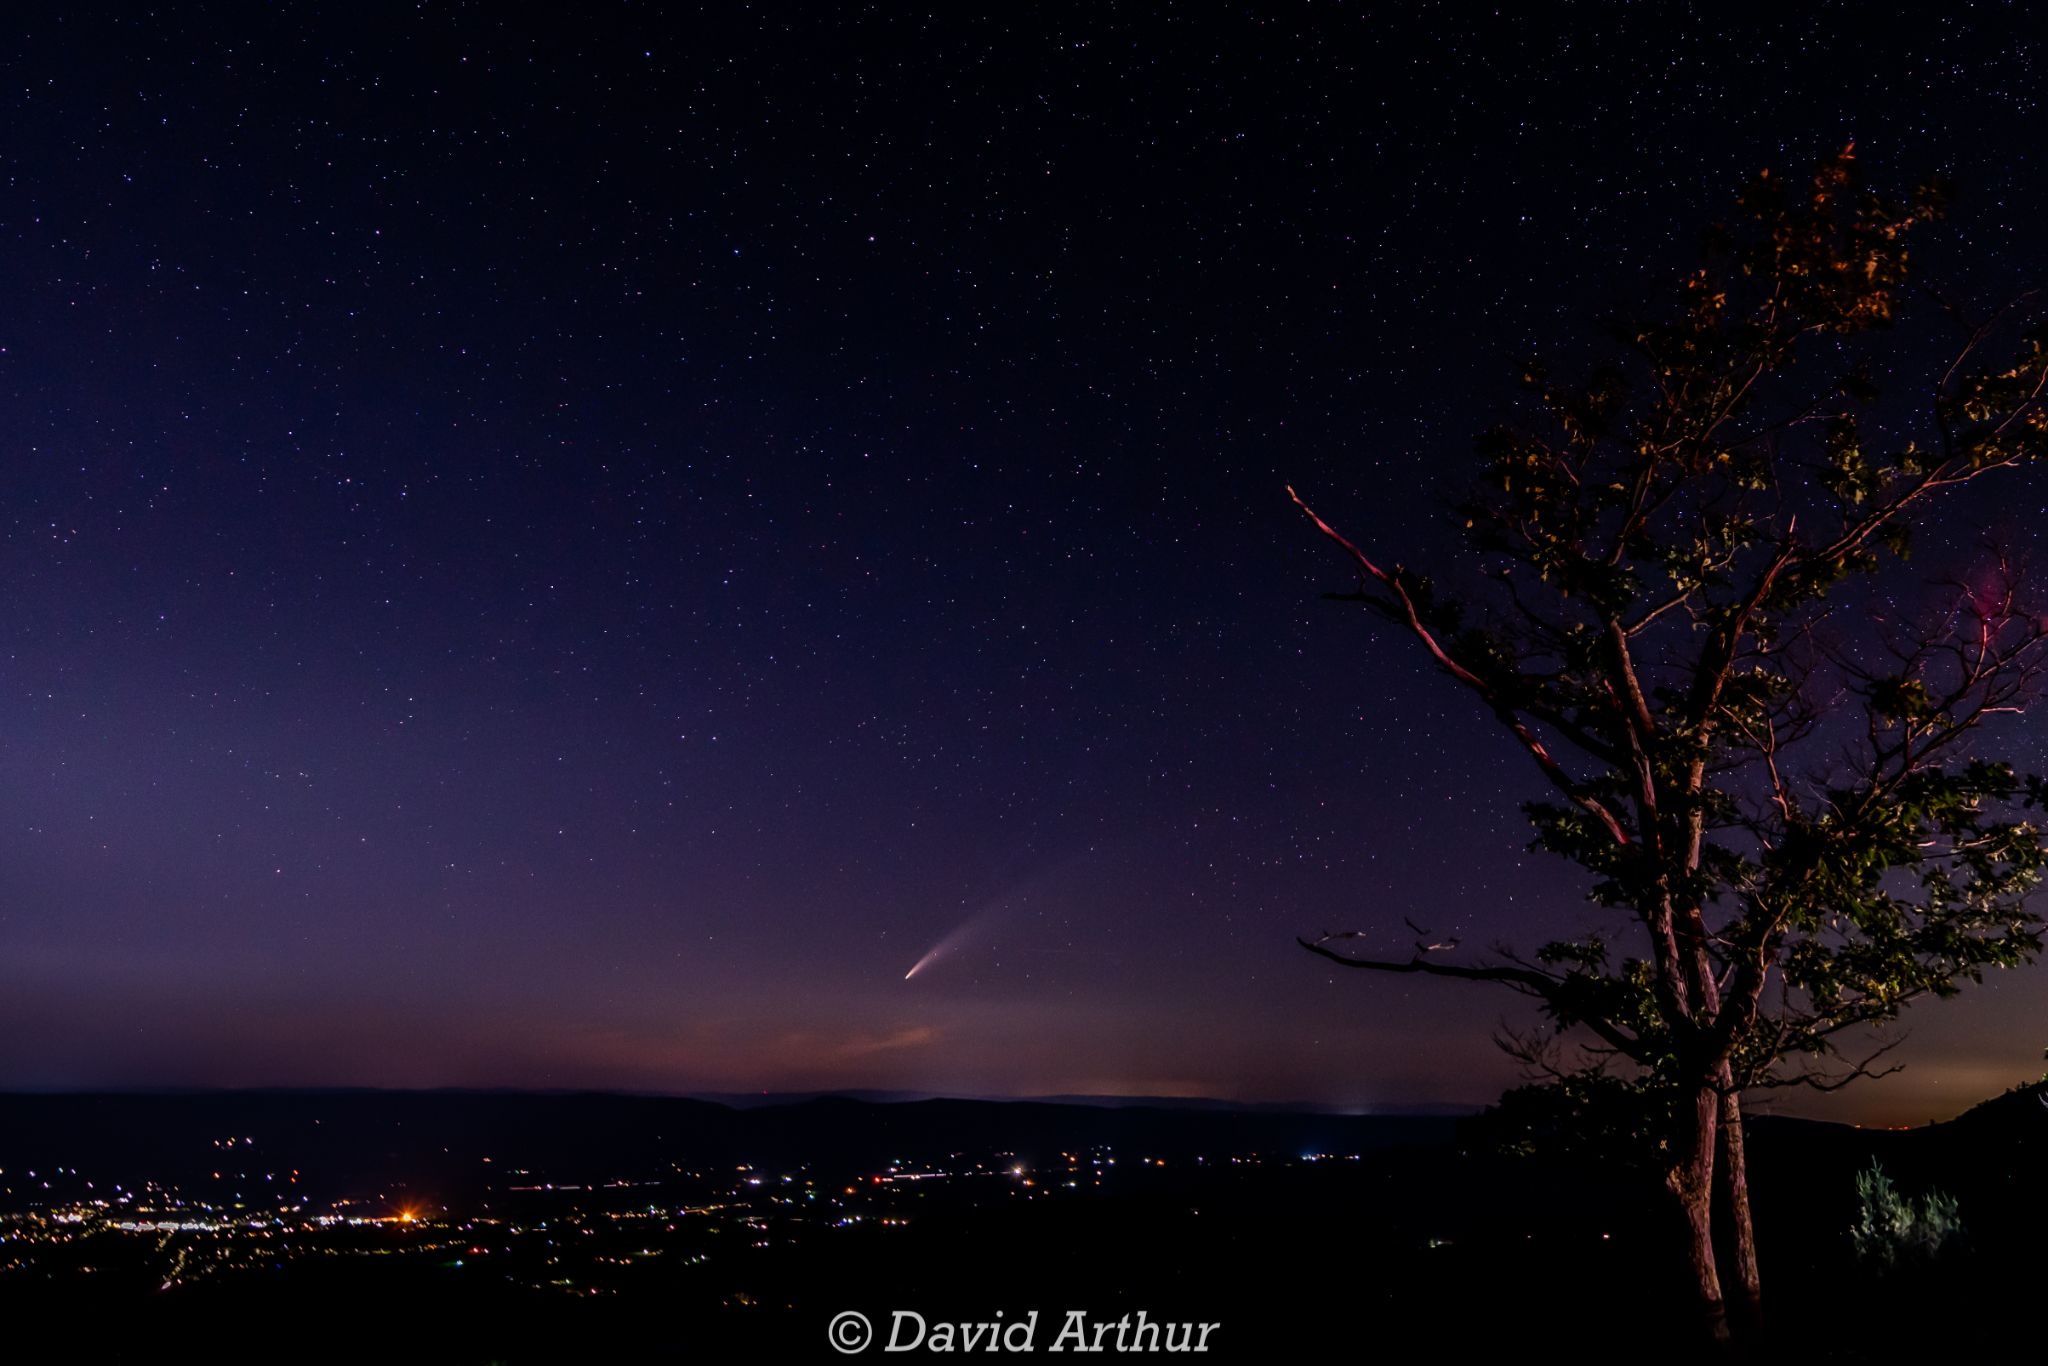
(903, 916, 983, 980)
(902, 846, 1104, 982)
(902, 894, 1023, 981)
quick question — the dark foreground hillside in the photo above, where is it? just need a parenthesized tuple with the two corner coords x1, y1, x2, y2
(2, 1088, 2044, 1361)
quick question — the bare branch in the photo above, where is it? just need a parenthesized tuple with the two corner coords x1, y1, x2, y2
(1288, 484, 1636, 847)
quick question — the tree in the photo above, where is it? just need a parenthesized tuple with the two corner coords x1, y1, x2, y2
(1289, 146, 2048, 1345)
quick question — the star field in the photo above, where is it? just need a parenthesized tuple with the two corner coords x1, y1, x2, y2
(2, 2, 2044, 1122)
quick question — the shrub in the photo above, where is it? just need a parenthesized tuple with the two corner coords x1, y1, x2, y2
(1850, 1159, 1963, 1270)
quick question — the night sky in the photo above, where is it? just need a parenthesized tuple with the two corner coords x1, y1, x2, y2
(4, 3, 2044, 1124)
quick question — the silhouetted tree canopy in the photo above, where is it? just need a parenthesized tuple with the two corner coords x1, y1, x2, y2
(1293, 146, 2048, 1344)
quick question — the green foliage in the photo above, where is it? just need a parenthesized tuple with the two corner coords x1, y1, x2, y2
(1453, 153, 2048, 1098)
(1471, 1069, 1678, 1170)
(1850, 1159, 1963, 1270)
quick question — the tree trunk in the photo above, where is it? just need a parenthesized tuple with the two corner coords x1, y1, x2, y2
(1667, 1081, 1729, 1346)
(1717, 1080, 1762, 1335)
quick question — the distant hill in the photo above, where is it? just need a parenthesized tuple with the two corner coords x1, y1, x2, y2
(1926, 1075, 2048, 1137)
(692, 1087, 1477, 1115)
(0, 1089, 1461, 1212)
